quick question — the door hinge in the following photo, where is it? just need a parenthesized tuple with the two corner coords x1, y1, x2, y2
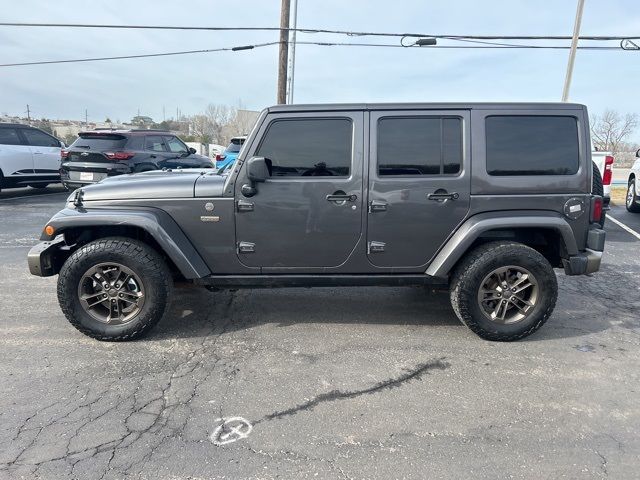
(237, 200, 254, 212)
(237, 241, 256, 253)
(367, 241, 386, 253)
(369, 200, 387, 213)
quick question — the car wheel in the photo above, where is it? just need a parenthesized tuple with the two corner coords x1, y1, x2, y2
(57, 237, 173, 341)
(28, 184, 49, 189)
(626, 179, 640, 213)
(450, 241, 557, 341)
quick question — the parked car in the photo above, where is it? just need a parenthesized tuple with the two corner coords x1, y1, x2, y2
(60, 130, 215, 189)
(29, 102, 605, 342)
(215, 136, 246, 170)
(626, 148, 640, 212)
(0, 123, 62, 191)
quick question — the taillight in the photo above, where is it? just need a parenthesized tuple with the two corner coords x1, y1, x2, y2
(602, 155, 614, 186)
(591, 196, 603, 223)
(216, 154, 226, 161)
(61, 150, 69, 159)
(104, 151, 135, 160)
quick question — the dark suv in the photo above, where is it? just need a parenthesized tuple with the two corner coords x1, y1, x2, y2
(30, 103, 605, 342)
(60, 130, 214, 189)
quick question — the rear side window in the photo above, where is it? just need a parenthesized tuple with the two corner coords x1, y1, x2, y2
(256, 118, 352, 177)
(144, 135, 166, 152)
(486, 116, 580, 176)
(0, 128, 21, 146)
(377, 117, 462, 176)
(72, 134, 127, 150)
(21, 129, 59, 147)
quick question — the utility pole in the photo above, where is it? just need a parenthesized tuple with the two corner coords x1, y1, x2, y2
(562, 0, 586, 102)
(26, 104, 31, 122)
(85, 109, 88, 127)
(277, 0, 291, 104)
(286, 0, 298, 104)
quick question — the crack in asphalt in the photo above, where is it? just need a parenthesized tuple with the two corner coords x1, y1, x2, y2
(255, 358, 449, 424)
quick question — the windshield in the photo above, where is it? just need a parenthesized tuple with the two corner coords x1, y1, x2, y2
(225, 138, 245, 153)
(72, 134, 127, 150)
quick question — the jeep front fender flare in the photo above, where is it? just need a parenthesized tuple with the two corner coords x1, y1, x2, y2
(425, 211, 579, 278)
(41, 207, 211, 279)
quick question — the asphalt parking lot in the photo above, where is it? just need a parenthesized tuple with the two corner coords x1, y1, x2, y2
(1, 188, 639, 479)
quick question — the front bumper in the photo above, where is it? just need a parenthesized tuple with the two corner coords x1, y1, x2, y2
(563, 228, 606, 275)
(27, 237, 68, 277)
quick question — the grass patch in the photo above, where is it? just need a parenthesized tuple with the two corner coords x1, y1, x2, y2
(610, 186, 627, 206)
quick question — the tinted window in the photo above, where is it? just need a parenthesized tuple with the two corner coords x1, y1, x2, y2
(377, 117, 462, 176)
(21, 129, 59, 147)
(0, 128, 21, 146)
(164, 136, 187, 153)
(226, 138, 244, 153)
(486, 116, 579, 176)
(256, 119, 352, 177)
(144, 135, 166, 152)
(72, 134, 127, 150)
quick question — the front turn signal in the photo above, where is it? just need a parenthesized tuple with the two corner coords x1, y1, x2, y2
(44, 225, 55, 236)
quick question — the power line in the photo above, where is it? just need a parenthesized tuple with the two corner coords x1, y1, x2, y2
(0, 40, 625, 68)
(0, 22, 637, 41)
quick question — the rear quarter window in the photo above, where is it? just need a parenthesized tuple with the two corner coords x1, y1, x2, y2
(486, 116, 580, 176)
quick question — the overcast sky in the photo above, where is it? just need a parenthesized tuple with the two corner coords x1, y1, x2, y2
(0, 0, 638, 127)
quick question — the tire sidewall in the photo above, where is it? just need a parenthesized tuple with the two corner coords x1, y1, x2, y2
(459, 247, 557, 338)
(58, 242, 169, 339)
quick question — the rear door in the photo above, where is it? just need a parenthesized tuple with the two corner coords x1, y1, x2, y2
(0, 127, 33, 177)
(367, 110, 471, 268)
(20, 128, 61, 175)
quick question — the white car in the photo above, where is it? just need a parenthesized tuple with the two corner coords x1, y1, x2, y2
(0, 124, 63, 191)
(626, 148, 640, 212)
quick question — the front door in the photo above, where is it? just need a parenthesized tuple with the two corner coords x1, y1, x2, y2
(367, 110, 471, 268)
(235, 112, 364, 269)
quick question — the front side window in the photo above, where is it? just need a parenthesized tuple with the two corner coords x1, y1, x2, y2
(0, 128, 21, 146)
(377, 117, 462, 176)
(144, 135, 166, 152)
(486, 116, 580, 176)
(164, 136, 188, 153)
(256, 118, 352, 177)
(21, 129, 59, 147)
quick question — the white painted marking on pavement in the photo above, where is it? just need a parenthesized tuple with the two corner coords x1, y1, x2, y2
(608, 215, 640, 241)
(210, 417, 253, 445)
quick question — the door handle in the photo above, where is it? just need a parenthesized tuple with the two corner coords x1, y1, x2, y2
(33, 152, 43, 155)
(427, 192, 459, 201)
(326, 193, 357, 202)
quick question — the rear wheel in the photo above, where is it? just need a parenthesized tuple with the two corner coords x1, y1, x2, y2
(57, 237, 173, 341)
(28, 183, 49, 189)
(592, 161, 605, 227)
(626, 179, 640, 213)
(450, 241, 557, 341)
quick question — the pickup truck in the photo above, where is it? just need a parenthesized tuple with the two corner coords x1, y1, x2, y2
(28, 102, 606, 342)
(592, 150, 614, 219)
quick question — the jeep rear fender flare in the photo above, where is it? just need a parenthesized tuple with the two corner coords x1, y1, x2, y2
(425, 211, 579, 278)
(41, 207, 211, 279)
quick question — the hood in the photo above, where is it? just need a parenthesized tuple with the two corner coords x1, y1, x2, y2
(77, 169, 226, 201)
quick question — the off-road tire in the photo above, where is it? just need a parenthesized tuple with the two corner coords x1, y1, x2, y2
(450, 241, 557, 341)
(592, 161, 606, 227)
(626, 178, 640, 213)
(57, 237, 173, 341)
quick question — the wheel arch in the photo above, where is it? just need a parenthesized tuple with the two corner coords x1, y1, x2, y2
(426, 212, 578, 278)
(42, 207, 211, 279)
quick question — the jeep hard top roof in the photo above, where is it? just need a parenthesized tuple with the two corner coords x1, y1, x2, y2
(266, 102, 587, 113)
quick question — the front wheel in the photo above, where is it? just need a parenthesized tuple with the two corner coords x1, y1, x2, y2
(57, 237, 173, 341)
(626, 179, 640, 213)
(450, 241, 557, 341)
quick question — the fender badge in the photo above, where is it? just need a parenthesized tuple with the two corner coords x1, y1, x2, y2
(200, 216, 220, 222)
(204, 202, 215, 211)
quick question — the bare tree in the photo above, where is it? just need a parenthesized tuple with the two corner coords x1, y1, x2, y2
(591, 109, 639, 155)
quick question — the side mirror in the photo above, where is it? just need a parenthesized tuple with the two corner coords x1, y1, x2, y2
(188, 147, 197, 154)
(636, 148, 640, 158)
(242, 157, 271, 197)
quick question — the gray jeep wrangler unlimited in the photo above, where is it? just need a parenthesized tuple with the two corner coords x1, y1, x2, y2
(28, 103, 606, 342)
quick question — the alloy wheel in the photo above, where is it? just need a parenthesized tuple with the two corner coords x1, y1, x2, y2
(477, 265, 539, 324)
